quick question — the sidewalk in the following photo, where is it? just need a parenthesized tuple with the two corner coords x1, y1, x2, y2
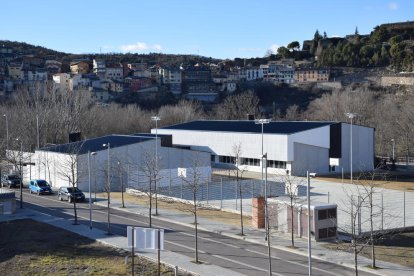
(93, 193, 414, 276)
(0, 207, 243, 276)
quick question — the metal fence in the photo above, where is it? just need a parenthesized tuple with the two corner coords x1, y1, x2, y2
(126, 170, 286, 214)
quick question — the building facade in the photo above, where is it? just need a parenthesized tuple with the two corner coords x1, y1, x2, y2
(153, 120, 375, 176)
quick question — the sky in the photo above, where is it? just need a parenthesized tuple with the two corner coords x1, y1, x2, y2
(1, 0, 413, 59)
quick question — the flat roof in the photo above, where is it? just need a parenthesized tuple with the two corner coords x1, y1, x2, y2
(160, 120, 336, 135)
(38, 134, 153, 155)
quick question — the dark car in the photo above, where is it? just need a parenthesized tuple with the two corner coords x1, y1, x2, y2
(28, 179, 53, 195)
(1, 174, 22, 188)
(58, 186, 85, 203)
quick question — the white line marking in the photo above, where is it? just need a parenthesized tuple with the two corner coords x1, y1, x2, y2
(246, 248, 343, 276)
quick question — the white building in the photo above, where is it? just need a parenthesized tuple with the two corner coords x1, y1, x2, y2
(105, 66, 123, 81)
(30, 134, 211, 192)
(153, 120, 375, 176)
(93, 59, 106, 75)
(52, 73, 71, 93)
(238, 67, 264, 81)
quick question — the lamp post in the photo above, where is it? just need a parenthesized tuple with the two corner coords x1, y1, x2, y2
(3, 114, 8, 150)
(391, 139, 395, 161)
(151, 116, 161, 216)
(103, 143, 111, 235)
(16, 138, 23, 209)
(345, 113, 356, 184)
(307, 171, 313, 276)
(88, 151, 96, 230)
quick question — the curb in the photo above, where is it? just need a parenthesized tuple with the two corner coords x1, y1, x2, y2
(97, 201, 389, 276)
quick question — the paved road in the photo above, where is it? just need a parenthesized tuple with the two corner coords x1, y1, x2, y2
(18, 190, 375, 276)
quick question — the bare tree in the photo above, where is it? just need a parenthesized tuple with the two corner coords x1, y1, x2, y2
(140, 151, 159, 228)
(275, 172, 305, 247)
(55, 142, 86, 225)
(228, 142, 248, 235)
(179, 153, 207, 264)
(214, 90, 260, 120)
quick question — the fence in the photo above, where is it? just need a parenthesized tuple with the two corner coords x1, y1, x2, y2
(126, 168, 286, 215)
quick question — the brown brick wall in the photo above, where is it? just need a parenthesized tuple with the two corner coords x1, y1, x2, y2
(252, 197, 265, 228)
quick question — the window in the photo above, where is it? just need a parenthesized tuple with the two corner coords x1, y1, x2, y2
(318, 208, 337, 220)
(267, 160, 286, 169)
(328, 208, 337, 219)
(219, 155, 235, 164)
(211, 155, 215, 162)
(328, 227, 337, 237)
(318, 209, 327, 220)
(319, 228, 328, 239)
(241, 158, 260, 166)
(318, 227, 336, 238)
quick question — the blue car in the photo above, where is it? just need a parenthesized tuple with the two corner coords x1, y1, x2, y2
(29, 179, 53, 195)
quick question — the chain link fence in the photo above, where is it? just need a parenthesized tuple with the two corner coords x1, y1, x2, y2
(125, 165, 286, 214)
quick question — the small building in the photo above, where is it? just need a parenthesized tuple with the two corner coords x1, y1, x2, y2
(0, 189, 16, 215)
(252, 197, 338, 241)
(70, 61, 90, 75)
(30, 134, 211, 192)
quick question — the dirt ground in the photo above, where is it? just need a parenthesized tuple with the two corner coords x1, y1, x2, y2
(0, 219, 191, 276)
(101, 192, 252, 228)
(323, 232, 414, 267)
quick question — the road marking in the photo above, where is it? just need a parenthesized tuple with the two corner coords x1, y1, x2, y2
(179, 232, 241, 249)
(167, 240, 285, 276)
(246, 248, 343, 276)
(165, 240, 207, 254)
(210, 254, 286, 276)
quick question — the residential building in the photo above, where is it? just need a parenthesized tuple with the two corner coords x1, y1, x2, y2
(237, 67, 264, 81)
(153, 120, 375, 177)
(69, 74, 91, 91)
(26, 68, 48, 81)
(7, 62, 24, 80)
(295, 68, 330, 83)
(45, 60, 62, 76)
(159, 67, 182, 95)
(105, 64, 124, 81)
(70, 61, 90, 75)
(93, 59, 106, 76)
(52, 73, 71, 93)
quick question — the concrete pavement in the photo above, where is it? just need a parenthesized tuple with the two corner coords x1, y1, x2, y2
(92, 192, 414, 276)
(2, 188, 413, 276)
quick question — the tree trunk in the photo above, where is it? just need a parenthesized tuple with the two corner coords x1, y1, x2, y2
(73, 197, 78, 224)
(290, 197, 295, 247)
(239, 180, 244, 235)
(370, 194, 376, 268)
(194, 192, 199, 263)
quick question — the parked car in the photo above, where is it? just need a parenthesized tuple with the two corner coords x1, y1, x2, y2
(1, 174, 22, 188)
(28, 180, 53, 195)
(58, 186, 85, 203)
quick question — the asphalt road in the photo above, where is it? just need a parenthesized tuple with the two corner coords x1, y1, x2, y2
(16, 189, 375, 276)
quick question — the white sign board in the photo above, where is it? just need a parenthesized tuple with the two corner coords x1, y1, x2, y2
(178, 167, 186, 178)
(329, 158, 340, 166)
(127, 226, 164, 250)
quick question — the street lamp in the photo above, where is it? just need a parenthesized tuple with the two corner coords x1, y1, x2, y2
(16, 138, 23, 209)
(151, 116, 161, 216)
(345, 113, 357, 184)
(88, 151, 96, 230)
(3, 114, 8, 150)
(103, 143, 111, 235)
(307, 171, 313, 275)
(391, 139, 395, 161)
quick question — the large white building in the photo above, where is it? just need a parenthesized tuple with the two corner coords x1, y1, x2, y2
(30, 134, 211, 192)
(153, 120, 375, 176)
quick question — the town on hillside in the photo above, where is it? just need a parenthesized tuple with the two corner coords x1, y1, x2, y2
(0, 21, 413, 105)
